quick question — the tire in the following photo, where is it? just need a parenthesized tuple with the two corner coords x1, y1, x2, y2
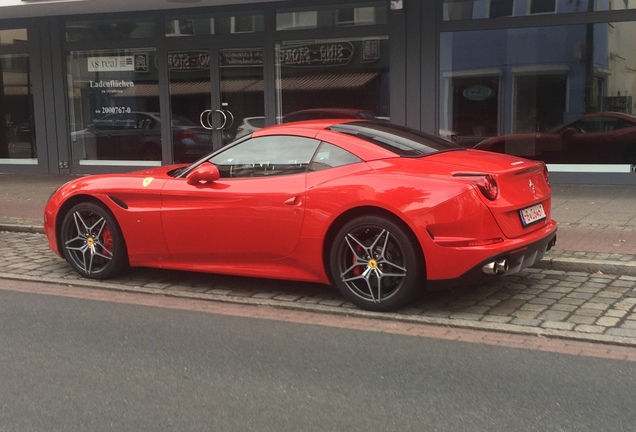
(60, 202, 128, 279)
(329, 215, 424, 311)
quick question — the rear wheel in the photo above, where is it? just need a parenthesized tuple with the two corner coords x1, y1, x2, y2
(329, 215, 424, 311)
(60, 202, 128, 279)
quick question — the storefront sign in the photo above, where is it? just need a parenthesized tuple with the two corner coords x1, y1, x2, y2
(277, 42, 354, 67)
(361, 39, 381, 63)
(219, 49, 264, 67)
(463, 85, 493, 101)
(88, 55, 148, 72)
(88, 56, 135, 72)
(168, 49, 265, 71)
(168, 51, 210, 71)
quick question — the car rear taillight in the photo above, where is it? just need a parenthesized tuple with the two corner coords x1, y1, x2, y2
(454, 173, 499, 200)
(542, 162, 550, 187)
(476, 174, 499, 200)
(177, 130, 196, 140)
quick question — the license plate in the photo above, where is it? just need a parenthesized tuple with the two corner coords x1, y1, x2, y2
(519, 203, 546, 226)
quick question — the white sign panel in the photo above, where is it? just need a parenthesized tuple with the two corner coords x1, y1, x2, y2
(88, 56, 135, 72)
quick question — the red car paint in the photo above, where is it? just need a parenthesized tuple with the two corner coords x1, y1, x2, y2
(45, 119, 557, 311)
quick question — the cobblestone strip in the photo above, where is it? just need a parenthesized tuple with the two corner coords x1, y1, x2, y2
(2, 231, 636, 346)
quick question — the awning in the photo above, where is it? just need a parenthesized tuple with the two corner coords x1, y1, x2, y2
(113, 72, 379, 97)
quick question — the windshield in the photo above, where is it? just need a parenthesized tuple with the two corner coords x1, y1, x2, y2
(329, 121, 462, 157)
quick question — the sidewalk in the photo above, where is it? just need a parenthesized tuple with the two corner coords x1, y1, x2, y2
(1, 173, 636, 274)
(1, 173, 636, 347)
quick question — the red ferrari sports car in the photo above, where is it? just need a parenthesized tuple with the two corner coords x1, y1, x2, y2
(475, 112, 636, 164)
(44, 120, 557, 311)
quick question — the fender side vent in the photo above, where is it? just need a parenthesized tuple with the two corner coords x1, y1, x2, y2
(109, 195, 129, 210)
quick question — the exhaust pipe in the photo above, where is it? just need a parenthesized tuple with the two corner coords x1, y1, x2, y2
(482, 258, 509, 275)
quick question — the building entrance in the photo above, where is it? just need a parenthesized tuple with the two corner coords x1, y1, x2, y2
(168, 46, 264, 163)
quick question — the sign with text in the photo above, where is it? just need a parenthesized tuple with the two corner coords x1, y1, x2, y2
(168, 51, 210, 71)
(88, 56, 135, 72)
(277, 42, 354, 67)
(219, 49, 263, 67)
(88, 54, 149, 73)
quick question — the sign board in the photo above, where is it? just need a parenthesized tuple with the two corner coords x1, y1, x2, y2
(277, 42, 354, 67)
(88, 54, 149, 73)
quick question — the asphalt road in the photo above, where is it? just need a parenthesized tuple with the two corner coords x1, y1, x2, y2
(1, 279, 635, 432)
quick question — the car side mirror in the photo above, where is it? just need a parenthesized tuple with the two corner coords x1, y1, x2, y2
(186, 163, 220, 185)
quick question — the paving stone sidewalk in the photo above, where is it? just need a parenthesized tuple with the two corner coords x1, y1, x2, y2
(2, 230, 636, 347)
(2, 175, 636, 346)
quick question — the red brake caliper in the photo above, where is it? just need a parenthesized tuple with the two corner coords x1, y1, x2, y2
(101, 227, 113, 254)
(353, 244, 363, 276)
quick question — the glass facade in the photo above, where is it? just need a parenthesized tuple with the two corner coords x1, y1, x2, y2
(0, 1, 634, 181)
(0, 45, 35, 164)
(276, 3, 386, 30)
(441, 21, 636, 166)
(66, 17, 155, 42)
(443, 0, 635, 20)
(275, 36, 390, 121)
(67, 48, 159, 165)
(0, 28, 27, 45)
(165, 12, 264, 36)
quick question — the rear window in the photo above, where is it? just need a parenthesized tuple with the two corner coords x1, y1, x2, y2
(329, 121, 462, 157)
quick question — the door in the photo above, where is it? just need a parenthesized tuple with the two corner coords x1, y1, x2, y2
(159, 134, 321, 262)
(168, 45, 264, 163)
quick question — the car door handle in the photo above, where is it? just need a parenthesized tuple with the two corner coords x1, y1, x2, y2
(284, 196, 301, 206)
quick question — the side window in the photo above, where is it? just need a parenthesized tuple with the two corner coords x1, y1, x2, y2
(138, 115, 155, 130)
(208, 135, 320, 178)
(585, 118, 606, 133)
(309, 142, 362, 171)
(602, 118, 631, 132)
(571, 119, 592, 133)
(615, 119, 635, 130)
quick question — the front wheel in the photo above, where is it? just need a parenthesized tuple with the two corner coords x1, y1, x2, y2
(329, 215, 424, 311)
(60, 202, 128, 279)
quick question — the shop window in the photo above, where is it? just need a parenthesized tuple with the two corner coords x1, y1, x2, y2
(337, 7, 376, 26)
(232, 16, 257, 33)
(530, 0, 556, 14)
(66, 48, 160, 166)
(277, 2, 385, 30)
(443, 0, 628, 19)
(168, 47, 265, 161)
(0, 53, 35, 163)
(443, 0, 474, 20)
(277, 12, 318, 30)
(514, 74, 567, 133)
(489, 0, 514, 18)
(443, 75, 500, 146)
(275, 36, 390, 123)
(440, 22, 636, 166)
(165, 12, 264, 36)
(66, 18, 155, 42)
(0, 28, 27, 45)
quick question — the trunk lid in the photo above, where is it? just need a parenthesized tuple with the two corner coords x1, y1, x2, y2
(420, 149, 553, 239)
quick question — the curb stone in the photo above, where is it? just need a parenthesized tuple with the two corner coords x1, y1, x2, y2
(2, 271, 636, 349)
